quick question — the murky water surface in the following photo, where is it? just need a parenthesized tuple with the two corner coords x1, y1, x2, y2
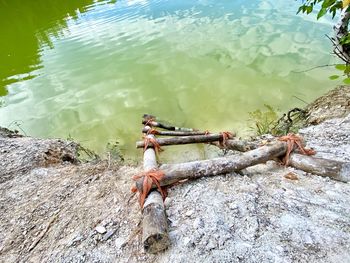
(0, 0, 341, 159)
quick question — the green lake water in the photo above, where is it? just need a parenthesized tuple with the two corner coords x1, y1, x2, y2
(0, 0, 342, 160)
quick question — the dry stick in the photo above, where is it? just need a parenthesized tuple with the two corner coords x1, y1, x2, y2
(217, 139, 350, 183)
(136, 134, 230, 148)
(28, 214, 58, 252)
(135, 141, 288, 191)
(142, 126, 208, 136)
(142, 120, 195, 132)
(141, 133, 170, 254)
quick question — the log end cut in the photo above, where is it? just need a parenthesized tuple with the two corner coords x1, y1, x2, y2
(339, 162, 350, 183)
(142, 191, 170, 254)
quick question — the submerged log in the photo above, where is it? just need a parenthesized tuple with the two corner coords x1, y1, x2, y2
(142, 126, 208, 136)
(141, 134, 170, 254)
(135, 141, 288, 190)
(141, 120, 195, 132)
(289, 153, 350, 183)
(136, 133, 232, 148)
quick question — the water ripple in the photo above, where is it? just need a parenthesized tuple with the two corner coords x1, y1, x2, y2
(0, 0, 341, 158)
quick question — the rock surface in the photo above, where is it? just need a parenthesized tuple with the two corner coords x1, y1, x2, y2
(0, 89, 350, 263)
(306, 85, 350, 125)
(0, 135, 78, 183)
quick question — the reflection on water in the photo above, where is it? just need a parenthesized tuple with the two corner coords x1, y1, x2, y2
(0, 0, 341, 159)
(0, 0, 114, 94)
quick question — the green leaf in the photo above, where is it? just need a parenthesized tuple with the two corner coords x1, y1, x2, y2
(340, 33, 350, 45)
(345, 65, 350, 74)
(317, 7, 328, 19)
(343, 77, 350, 84)
(306, 5, 313, 14)
(297, 5, 305, 14)
(322, 0, 336, 8)
(335, 64, 347, 71)
(329, 75, 340, 80)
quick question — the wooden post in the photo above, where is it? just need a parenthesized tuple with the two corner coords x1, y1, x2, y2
(141, 133, 170, 253)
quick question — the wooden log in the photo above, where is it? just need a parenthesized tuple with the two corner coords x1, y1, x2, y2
(136, 133, 232, 148)
(214, 138, 350, 183)
(135, 141, 288, 190)
(289, 153, 350, 183)
(141, 134, 170, 254)
(212, 139, 259, 152)
(142, 126, 208, 136)
(141, 120, 195, 132)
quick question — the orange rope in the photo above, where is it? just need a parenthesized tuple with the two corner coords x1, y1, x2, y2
(146, 128, 159, 135)
(219, 131, 234, 147)
(131, 169, 167, 208)
(144, 118, 155, 127)
(143, 135, 163, 155)
(278, 133, 315, 165)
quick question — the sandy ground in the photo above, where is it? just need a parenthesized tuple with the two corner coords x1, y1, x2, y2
(0, 87, 349, 263)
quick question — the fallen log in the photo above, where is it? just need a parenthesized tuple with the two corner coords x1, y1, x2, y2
(141, 134, 170, 254)
(136, 133, 232, 148)
(289, 153, 350, 183)
(135, 141, 288, 190)
(215, 138, 350, 183)
(142, 126, 208, 136)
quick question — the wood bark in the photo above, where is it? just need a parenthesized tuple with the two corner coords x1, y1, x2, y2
(213, 139, 259, 152)
(289, 153, 350, 183)
(142, 126, 208, 136)
(136, 141, 288, 190)
(136, 133, 231, 148)
(141, 134, 170, 254)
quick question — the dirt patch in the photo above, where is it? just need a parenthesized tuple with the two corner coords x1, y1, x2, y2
(0, 137, 78, 183)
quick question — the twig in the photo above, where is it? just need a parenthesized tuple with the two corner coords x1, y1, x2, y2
(291, 64, 338, 73)
(292, 96, 309, 105)
(121, 220, 142, 248)
(326, 34, 350, 63)
(28, 214, 58, 252)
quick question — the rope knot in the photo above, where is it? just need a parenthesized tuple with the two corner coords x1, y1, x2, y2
(132, 169, 167, 208)
(143, 135, 163, 155)
(144, 118, 155, 127)
(278, 133, 315, 165)
(219, 131, 234, 147)
(147, 128, 159, 135)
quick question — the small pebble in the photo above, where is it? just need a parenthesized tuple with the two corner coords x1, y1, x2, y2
(284, 172, 298, 180)
(103, 230, 115, 241)
(95, 225, 107, 234)
(185, 210, 194, 217)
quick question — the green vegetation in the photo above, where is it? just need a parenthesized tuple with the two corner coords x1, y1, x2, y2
(297, 0, 345, 19)
(249, 105, 307, 136)
(249, 105, 279, 136)
(297, 1, 350, 81)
